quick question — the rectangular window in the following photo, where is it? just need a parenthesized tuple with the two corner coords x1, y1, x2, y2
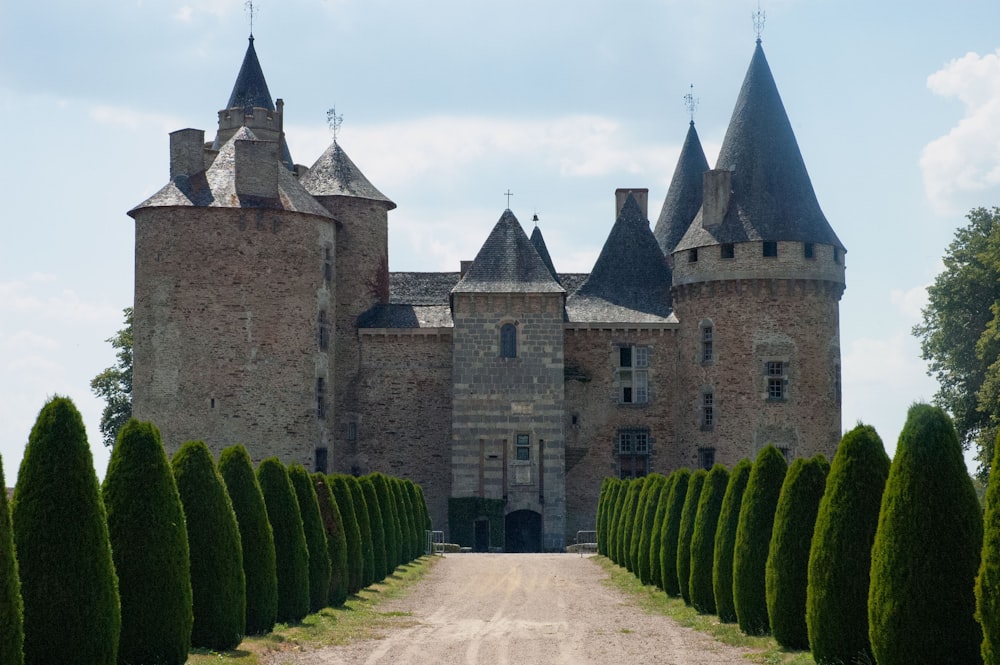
(323, 246, 333, 285)
(515, 433, 530, 461)
(618, 345, 649, 404)
(763, 241, 778, 257)
(702, 391, 714, 429)
(619, 346, 632, 368)
(347, 422, 357, 441)
(316, 377, 327, 419)
(616, 428, 650, 479)
(315, 447, 328, 474)
(834, 247, 842, 264)
(688, 248, 699, 263)
(804, 242, 815, 259)
(698, 447, 715, 471)
(318, 310, 330, 351)
(702, 326, 713, 364)
(721, 243, 735, 259)
(766, 361, 787, 400)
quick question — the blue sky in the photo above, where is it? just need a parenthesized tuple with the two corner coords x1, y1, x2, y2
(2, 0, 1000, 481)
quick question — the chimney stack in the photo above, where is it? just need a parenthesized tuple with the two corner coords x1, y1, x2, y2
(169, 128, 206, 179)
(235, 139, 279, 199)
(702, 169, 732, 227)
(615, 188, 648, 219)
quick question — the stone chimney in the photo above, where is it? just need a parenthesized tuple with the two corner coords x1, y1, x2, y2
(169, 128, 206, 179)
(460, 260, 474, 277)
(615, 188, 648, 219)
(234, 139, 279, 199)
(702, 169, 732, 228)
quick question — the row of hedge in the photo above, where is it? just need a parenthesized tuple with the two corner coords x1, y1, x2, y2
(598, 404, 992, 664)
(0, 396, 431, 665)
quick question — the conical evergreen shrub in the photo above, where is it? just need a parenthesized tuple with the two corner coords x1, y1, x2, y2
(649, 474, 676, 590)
(714, 459, 751, 623)
(345, 475, 376, 587)
(104, 420, 192, 665)
(733, 445, 787, 635)
(257, 458, 310, 624)
(389, 477, 408, 565)
(620, 477, 645, 573)
(596, 478, 611, 556)
(660, 468, 691, 597)
(637, 474, 667, 585)
(869, 404, 983, 665)
(629, 475, 655, 578)
(398, 479, 419, 561)
(172, 440, 245, 650)
(415, 483, 432, 532)
(677, 469, 707, 604)
(370, 474, 400, 572)
(689, 463, 729, 614)
(765, 455, 829, 649)
(607, 480, 626, 564)
(13, 396, 120, 665)
(0, 455, 23, 665)
(289, 465, 331, 613)
(360, 476, 387, 581)
(329, 475, 364, 594)
(979, 433, 1000, 665)
(807, 425, 888, 665)
(403, 479, 423, 559)
(218, 445, 278, 635)
(312, 474, 349, 607)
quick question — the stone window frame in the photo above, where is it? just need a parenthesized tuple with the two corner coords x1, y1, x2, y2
(515, 433, 531, 462)
(700, 319, 714, 365)
(616, 427, 650, 479)
(698, 447, 715, 471)
(499, 320, 518, 359)
(701, 388, 714, 430)
(765, 360, 789, 401)
(616, 344, 650, 405)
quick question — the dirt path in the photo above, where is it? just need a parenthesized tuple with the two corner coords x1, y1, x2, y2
(265, 554, 756, 665)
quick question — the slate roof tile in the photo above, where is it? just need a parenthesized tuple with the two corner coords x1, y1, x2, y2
(654, 121, 710, 254)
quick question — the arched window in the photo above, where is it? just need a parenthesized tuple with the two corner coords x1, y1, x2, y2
(500, 323, 517, 358)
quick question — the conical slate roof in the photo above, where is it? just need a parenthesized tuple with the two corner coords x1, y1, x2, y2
(452, 210, 564, 294)
(675, 41, 844, 253)
(300, 141, 395, 208)
(529, 224, 560, 284)
(653, 121, 709, 254)
(567, 194, 673, 321)
(226, 36, 274, 111)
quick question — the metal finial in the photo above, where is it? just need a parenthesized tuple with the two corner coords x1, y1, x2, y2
(245, 0, 258, 37)
(532, 212, 539, 227)
(683, 84, 699, 124)
(504, 189, 514, 209)
(753, 2, 766, 43)
(326, 106, 343, 143)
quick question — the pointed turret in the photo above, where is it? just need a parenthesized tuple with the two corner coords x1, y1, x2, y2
(226, 36, 274, 111)
(300, 142, 395, 208)
(452, 210, 564, 294)
(653, 121, 709, 255)
(675, 41, 844, 252)
(529, 223, 560, 285)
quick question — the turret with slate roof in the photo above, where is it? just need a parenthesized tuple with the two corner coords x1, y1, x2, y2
(529, 221, 560, 285)
(653, 120, 710, 256)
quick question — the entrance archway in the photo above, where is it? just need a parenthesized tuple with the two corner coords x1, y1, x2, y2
(504, 509, 542, 552)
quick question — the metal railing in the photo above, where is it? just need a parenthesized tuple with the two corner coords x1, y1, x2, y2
(575, 530, 598, 557)
(425, 530, 445, 555)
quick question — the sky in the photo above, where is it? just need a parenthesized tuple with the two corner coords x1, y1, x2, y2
(2, 0, 1000, 483)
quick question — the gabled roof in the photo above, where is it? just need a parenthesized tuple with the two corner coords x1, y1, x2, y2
(452, 210, 565, 294)
(529, 225, 560, 284)
(129, 126, 331, 218)
(567, 194, 673, 321)
(653, 121, 709, 254)
(300, 141, 395, 208)
(675, 41, 844, 253)
(226, 36, 274, 111)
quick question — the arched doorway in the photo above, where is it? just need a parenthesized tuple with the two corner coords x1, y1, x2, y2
(505, 509, 542, 552)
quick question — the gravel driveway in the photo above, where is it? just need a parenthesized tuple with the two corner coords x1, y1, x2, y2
(264, 553, 756, 665)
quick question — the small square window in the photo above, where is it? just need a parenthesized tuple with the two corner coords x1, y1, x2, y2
(763, 241, 778, 257)
(516, 433, 530, 461)
(689, 248, 699, 263)
(804, 242, 815, 259)
(721, 243, 735, 259)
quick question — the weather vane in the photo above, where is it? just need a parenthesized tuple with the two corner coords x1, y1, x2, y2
(326, 106, 343, 143)
(753, 2, 766, 43)
(684, 84, 699, 124)
(245, 1, 258, 36)
(504, 190, 514, 209)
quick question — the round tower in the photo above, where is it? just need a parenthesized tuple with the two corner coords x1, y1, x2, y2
(670, 41, 846, 468)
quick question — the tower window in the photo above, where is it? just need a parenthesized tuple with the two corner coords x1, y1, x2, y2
(323, 246, 333, 285)
(515, 433, 530, 461)
(688, 248, 699, 263)
(500, 323, 517, 358)
(701, 324, 714, 364)
(316, 377, 327, 419)
(616, 428, 650, 479)
(766, 361, 787, 401)
(721, 243, 735, 259)
(701, 391, 714, 429)
(804, 242, 815, 259)
(763, 241, 778, 257)
(318, 310, 330, 351)
(315, 447, 328, 474)
(698, 447, 715, 471)
(618, 345, 649, 404)
(833, 247, 842, 264)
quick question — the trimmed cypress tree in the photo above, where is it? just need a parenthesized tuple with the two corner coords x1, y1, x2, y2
(312, 474, 349, 607)
(620, 477, 645, 573)
(689, 463, 729, 614)
(392, 478, 411, 564)
(104, 420, 192, 665)
(979, 433, 1000, 665)
(257, 458, 310, 624)
(765, 455, 829, 649)
(637, 474, 667, 585)
(0, 455, 23, 665)
(596, 478, 613, 557)
(648, 474, 676, 590)
(289, 465, 331, 613)
(218, 445, 278, 635)
(869, 404, 983, 665)
(13, 396, 120, 665)
(714, 459, 751, 623)
(172, 440, 245, 650)
(403, 480, 424, 559)
(606, 480, 626, 564)
(615, 478, 638, 567)
(329, 475, 364, 594)
(370, 474, 400, 572)
(629, 475, 653, 576)
(733, 445, 787, 635)
(399, 479, 419, 561)
(660, 468, 691, 597)
(345, 475, 376, 587)
(360, 476, 388, 582)
(677, 469, 707, 604)
(415, 483, 432, 532)
(807, 425, 888, 665)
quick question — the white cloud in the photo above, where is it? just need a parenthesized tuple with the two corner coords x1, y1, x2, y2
(889, 284, 929, 322)
(921, 49, 1000, 215)
(174, 6, 194, 22)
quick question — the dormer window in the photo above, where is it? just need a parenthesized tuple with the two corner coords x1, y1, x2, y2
(500, 323, 517, 358)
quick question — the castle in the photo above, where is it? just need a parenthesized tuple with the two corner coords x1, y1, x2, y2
(130, 35, 846, 551)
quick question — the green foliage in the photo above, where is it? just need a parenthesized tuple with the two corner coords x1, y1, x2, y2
(172, 440, 245, 650)
(689, 464, 729, 615)
(677, 470, 707, 604)
(660, 469, 691, 597)
(218, 445, 278, 636)
(619, 478, 645, 572)
(289, 465, 331, 613)
(807, 424, 889, 664)
(104, 420, 192, 664)
(369, 474, 400, 572)
(980, 432, 1000, 664)
(90, 307, 133, 448)
(415, 484, 432, 532)
(399, 479, 420, 561)
(913, 206, 1000, 477)
(329, 475, 364, 594)
(637, 475, 667, 585)
(447, 497, 504, 549)
(257, 458, 310, 624)
(733, 445, 787, 636)
(596, 478, 614, 556)
(869, 404, 984, 664)
(607, 481, 627, 564)
(765, 455, 829, 649)
(13, 396, 120, 665)
(344, 475, 376, 587)
(648, 474, 675, 590)
(0, 455, 23, 665)
(630, 475, 656, 576)
(713, 459, 751, 623)
(360, 477, 387, 581)
(311, 474, 349, 607)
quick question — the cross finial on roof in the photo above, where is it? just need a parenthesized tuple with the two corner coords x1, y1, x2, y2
(504, 189, 514, 209)
(684, 84, 699, 125)
(753, 2, 766, 44)
(532, 212, 539, 227)
(245, 0, 258, 37)
(326, 106, 343, 144)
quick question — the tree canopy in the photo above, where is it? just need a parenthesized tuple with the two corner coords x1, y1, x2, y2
(90, 307, 133, 448)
